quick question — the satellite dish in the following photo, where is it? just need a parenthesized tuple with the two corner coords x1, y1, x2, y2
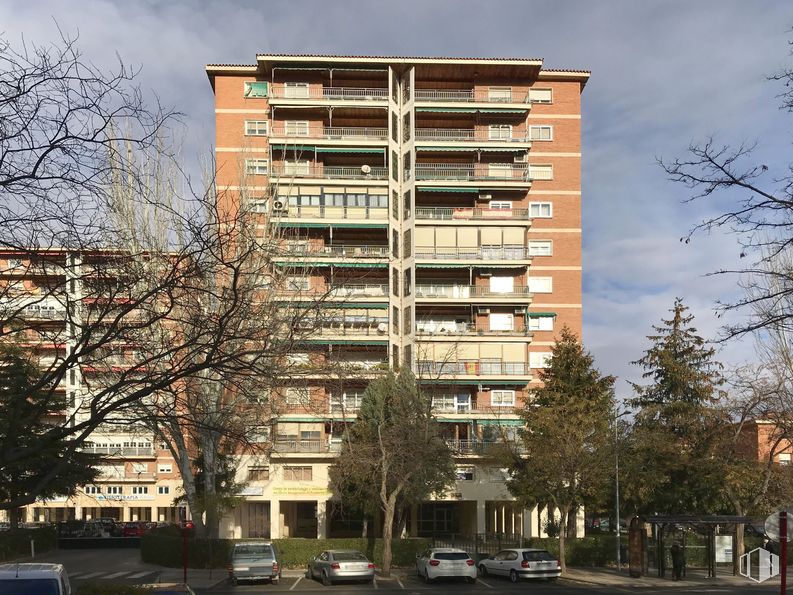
(377, 322, 388, 333)
(361, 164, 372, 174)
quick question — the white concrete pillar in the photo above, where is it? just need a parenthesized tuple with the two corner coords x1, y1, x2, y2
(476, 500, 486, 535)
(74, 506, 82, 521)
(500, 505, 506, 535)
(270, 500, 281, 539)
(317, 500, 328, 539)
(522, 508, 532, 540)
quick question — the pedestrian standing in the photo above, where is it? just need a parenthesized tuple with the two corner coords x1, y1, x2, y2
(670, 541, 684, 581)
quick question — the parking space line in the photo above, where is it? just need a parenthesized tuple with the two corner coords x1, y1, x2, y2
(290, 576, 303, 590)
(128, 571, 152, 579)
(477, 578, 494, 589)
(76, 572, 104, 580)
(396, 576, 404, 589)
(103, 571, 131, 579)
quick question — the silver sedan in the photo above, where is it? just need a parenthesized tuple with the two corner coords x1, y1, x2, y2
(307, 550, 375, 585)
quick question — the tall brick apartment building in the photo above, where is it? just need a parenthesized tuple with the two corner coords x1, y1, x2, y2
(206, 55, 589, 539)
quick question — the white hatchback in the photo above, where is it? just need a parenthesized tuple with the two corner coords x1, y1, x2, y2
(0, 563, 71, 594)
(478, 548, 561, 582)
(415, 548, 477, 583)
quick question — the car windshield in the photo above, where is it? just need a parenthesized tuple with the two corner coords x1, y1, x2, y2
(523, 551, 555, 561)
(234, 544, 273, 558)
(434, 552, 469, 560)
(332, 552, 367, 561)
(0, 578, 60, 595)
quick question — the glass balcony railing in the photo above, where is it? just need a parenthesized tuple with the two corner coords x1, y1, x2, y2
(414, 285, 533, 299)
(269, 86, 388, 101)
(270, 164, 388, 180)
(415, 89, 529, 103)
(270, 126, 388, 140)
(415, 128, 528, 142)
(416, 323, 531, 337)
(414, 246, 531, 260)
(417, 360, 531, 376)
(277, 205, 388, 220)
(414, 207, 530, 221)
(414, 163, 530, 182)
(283, 244, 389, 258)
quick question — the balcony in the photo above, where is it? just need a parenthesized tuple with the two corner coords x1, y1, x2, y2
(445, 439, 525, 455)
(415, 89, 528, 104)
(415, 207, 530, 222)
(328, 284, 388, 298)
(270, 126, 388, 141)
(415, 128, 528, 143)
(413, 163, 530, 182)
(270, 164, 388, 181)
(415, 285, 533, 300)
(329, 395, 364, 414)
(284, 244, 389, 259)
(414, 246, 530, 261)
(271, 439, 342, 453)
(416, 323, 532, 338)
(81, 446, 156, 458)
(417, 360, 531, 377)
(269, 86, 388, 103)
(277, 205, 388, 222)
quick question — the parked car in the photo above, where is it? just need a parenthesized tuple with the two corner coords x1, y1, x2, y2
(56, 521, 85, 538)
(307, 550, 375, 585)
(415, 548, 477, 583)
(0, 562, 71, 594)
(477, 548, 561, 582)
(228, 541, 281, 585)
(121, 521, 147, 537)
(137, 583, 195, 594)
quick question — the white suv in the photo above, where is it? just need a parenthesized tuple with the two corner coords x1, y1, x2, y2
(0, 563, 71, 594)
(415, 548, 477, 583)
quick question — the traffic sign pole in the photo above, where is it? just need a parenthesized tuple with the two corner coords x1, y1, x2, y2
(782, 511, 788, 595)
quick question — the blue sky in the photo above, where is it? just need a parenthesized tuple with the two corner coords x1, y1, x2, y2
(3, 0, 792, 397)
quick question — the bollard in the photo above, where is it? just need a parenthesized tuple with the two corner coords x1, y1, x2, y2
(30, 539, 35, 559)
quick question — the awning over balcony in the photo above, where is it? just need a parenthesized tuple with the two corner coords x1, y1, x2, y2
(478, 109, 528, 114)
(416, 186, 479, 193)
(270, 144, 316, 151)
(416, 147, 475, 152)
(476, 419, 524, 426)
(415, 147, 527, 152)
(303, 340, 388, 345)
(277, 262, 387, 268)
(315, 147, 386, 154)
(416, 107, 479, 113)
(277, 222, 388, 229)
(527, 312, 557, 317)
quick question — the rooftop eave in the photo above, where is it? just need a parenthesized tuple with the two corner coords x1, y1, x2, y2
(538, 69, 591, 89)
(205, 64, 259, 88)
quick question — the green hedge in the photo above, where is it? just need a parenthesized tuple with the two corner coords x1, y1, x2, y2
(0, 528, 57, 561)
(527, 535, 623, 567)
(140, 534, 432, 569)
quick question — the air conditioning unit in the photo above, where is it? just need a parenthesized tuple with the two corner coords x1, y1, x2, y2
(514, 154, 528, 163)
(361, 164, 372, 174)
(272, 199, 288, 212)
(478, 307, 491, 314)
(480, 272, 492, 277)
(514, 308, 524, 314)
(377, 322, 388, 333)
(478, 194, 492, 200)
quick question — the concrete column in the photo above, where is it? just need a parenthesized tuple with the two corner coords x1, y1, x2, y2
(500, 505, 506, 535)
(74, 506, 82, 521)
(317, 500, 328, 539)
(122, 506, 131, 522)
(522, 508, 532, 540)
(151, 507, 158, 523)
(476, 500, 486, 535)
(410, 504, 419, 537)
(270, 500, 281, 539)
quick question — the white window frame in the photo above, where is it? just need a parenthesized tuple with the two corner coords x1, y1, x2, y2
(245, 159, 269, 176)
(528, 240, 553, 256)
(528, 316, 554, 331)
(158, 486, 170, 495)
(779, 453, 791, 466)
(529, 125, 553, 141)
(530, 352, 553, 369)
(85, 486, 101, 495)
(132, 463, 146, 473)
(283, 160, 311, 175)
(243, 81, 268, 98)
(528, 88, 553, 104)
(455, 467, 475, 481)
(528, 277, 552, 293)
(244, 120, 269, 136)
(285, 120, 310, 136)
(489, 200, 512, 210)
(489, 313, 514, 331)
(157, 464, 172, 474)
(287, 276, 310, 291)
(286, 387, 310, 406)
(529, 164, 553, 180)
(283, 465, 313, 481)
(490, 276, 515, 293)
(491, 390, 516, 407)
(488, 124, 512, 140)
(284, 82, 310, 98)
(106, 486, 123, 495)
(529, 202, 552, 218)
(488, 86, 513, 102)
(488, 163, 513, 178)
(132, 486, 149, 495)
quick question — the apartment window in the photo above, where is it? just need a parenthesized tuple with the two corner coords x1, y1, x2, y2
(158, 486, 170, 495)
(284, 82, 309, 98)
(528, 240, 553, 256)
(249, 426, 270, 443)
(489, 200, 512, 210)
(287, 353, 310, 366)
(491, 390, 516, 407)
(85, 486, 101, 495)
(287, 276, 310, 291)
(132, 463, 146, 473)
(106, 486, 123, 495)
(245, 159, 269, 175)
(530, 352, 553, 369)
(489, 163, 513, 178)
(779, 453, 791, 466)
(527, 277, 552, 293)
(529, 125, 553, 141)
(248, 466, 270, 481)
(529, 164, 553, 180)
(286, 387, 310, 406)
(285, 120, 309, 136)
(244, 120, 269, 136)
(455, 467, 475, 481)
(283, 466, 312, 481)
(488, 124, 512, 140)
(283, 160, 310, 175)
(157, 464, 172, 474)
(490, 313, 514, 331)
(132, 486, 149, 495)
(244, 81, 268, 98)
(490, 276, 515, 293)
(488, 86, 512, 102)
(403, 189, 411, 219)
(528, 88, 553, 103)
(528, 316, 554, 331)
(529, 202, 552, 218)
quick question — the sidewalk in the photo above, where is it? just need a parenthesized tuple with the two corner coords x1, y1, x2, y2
(560, 566, 776, 589)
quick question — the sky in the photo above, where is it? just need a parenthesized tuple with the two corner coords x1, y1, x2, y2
(2, 0, 792, 398)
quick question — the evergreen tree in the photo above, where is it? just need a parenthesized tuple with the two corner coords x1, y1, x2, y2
(0, 346, 100, 528)
(623, 299, 725, 515)
(508, 326, 615, 571)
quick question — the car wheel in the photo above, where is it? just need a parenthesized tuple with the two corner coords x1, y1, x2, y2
(229, 576, 238, 586)
(478, 565, 488, 577)
(271, 577, 280, 585)
(322, 571, 332, 586)
(306, 566, 312, 579)
(509, 569, 518, 583)
(547, 576, 558, 582)
(466, 577, 477, 584)
(423, 569, 432, 584)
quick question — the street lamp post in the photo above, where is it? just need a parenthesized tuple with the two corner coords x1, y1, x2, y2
(614, 408, 629, 572)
